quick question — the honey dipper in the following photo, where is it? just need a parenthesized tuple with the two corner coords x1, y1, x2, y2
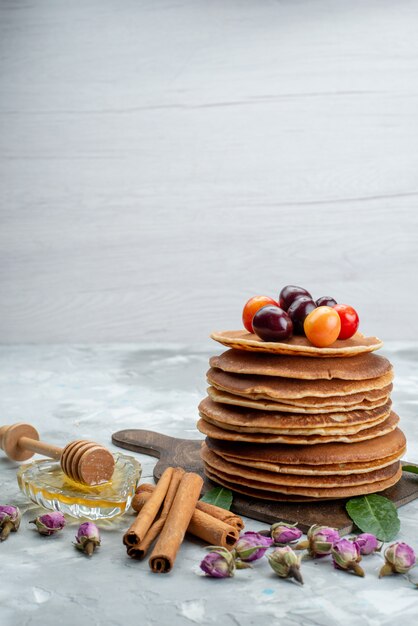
(0, 423, 115, 486)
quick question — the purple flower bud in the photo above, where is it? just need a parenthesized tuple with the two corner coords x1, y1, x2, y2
(233, 531, 273, 562)
(380, 542, 416, 577)
(295, 524, 339, 558)
(271, 522, 302, 546)
(332, 539, 364, 577)
(74, 522, 101, 556)
(30, 511, 66, 536)
(0, 505, 21, 542)
(354, 533, 380, 555)
(200, 548, 235, 578)
(267, 546, 303, 584)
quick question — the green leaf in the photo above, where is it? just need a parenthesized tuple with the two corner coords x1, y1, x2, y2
(402, 465, 418, 475)
(200, 487, 233, 510)
(346, 494, 400, 541)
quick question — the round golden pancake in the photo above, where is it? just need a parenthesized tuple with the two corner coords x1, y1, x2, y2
(204, 465, 402, 500)
(199, 410, 389, 436)
(207, 386, 391, 413)
(207, 367, 393, 399)
(212, 447, 406, 476)
(205, 424, 406, 464)
(211, 330, 383, 357)
(197, 412, 398, 444)
(274, 386, 392, 406)
(201, 444, 400, 488)
(199, 396, 392, 429)
(204, 469, 326, 501)
(210, 349, 392, 380)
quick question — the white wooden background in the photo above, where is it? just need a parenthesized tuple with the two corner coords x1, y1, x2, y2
(1, 0, 418, 343)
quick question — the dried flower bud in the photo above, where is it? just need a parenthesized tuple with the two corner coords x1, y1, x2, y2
(74, 522, 101, 556)
(30, 511, 66, 536)
(0, 505, 21, 542)
(200, 548, 235, 578)
(267, 546, 303, 584)
(353, 533, 380, 555)
(233, 531, 273, 562)
(332, 538, 364, 577)
(271, 522, 302, 546)
(295, 524, 339, 558)
(379, 542, 416, 578)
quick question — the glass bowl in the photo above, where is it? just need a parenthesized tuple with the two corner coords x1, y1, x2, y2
(17, 453, 141, 520)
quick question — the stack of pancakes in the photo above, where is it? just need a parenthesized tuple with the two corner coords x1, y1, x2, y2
(197, 330, 406, 501)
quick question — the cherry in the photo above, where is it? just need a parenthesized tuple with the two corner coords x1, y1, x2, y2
(252, 305, 293, 342)
(316, 296, 337, 307)
(287, 296, 316, 335)
(304, 306, 341, 348)
(279, 285, 312, 311)
(334, 304, 359, 340)
(242, 296, 279, 333)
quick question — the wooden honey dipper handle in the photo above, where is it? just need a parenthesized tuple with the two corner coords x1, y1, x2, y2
(0, 423, 115, 486)
(19, 436, 63, 460)
(0, 423, 45, 462)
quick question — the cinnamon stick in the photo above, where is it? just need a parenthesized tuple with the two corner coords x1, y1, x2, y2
(133, 490, 239, 549)
(192, 500, 244, 532)
(149, 472, 203, 573)
(123, 467, 174, 547)
(127, 468, 185, 559)
(135, 483, 244, 531)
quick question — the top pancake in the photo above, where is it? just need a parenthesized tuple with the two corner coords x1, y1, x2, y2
(210, 349, 392, 381)
(211, 330, 383, 357)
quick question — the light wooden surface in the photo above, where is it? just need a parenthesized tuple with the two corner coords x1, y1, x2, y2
(1, 0, 418, 343)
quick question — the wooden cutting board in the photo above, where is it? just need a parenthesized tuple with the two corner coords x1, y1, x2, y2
(112, 428, 418, 535)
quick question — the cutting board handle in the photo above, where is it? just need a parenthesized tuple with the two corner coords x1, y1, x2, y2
(111, 428, 204, 480)
(112, 428, 174, 458)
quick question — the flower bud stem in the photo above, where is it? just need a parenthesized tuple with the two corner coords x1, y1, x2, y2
(294, 540, 309, 551)
(289, 564, 304, 585)
(0, 521, 14, 542)
(85, 541, 96, 557)
(351, 563, 365, 578)
(379, 563, 393, 578)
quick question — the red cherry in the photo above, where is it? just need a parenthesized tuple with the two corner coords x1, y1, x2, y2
(242, 296, 279, 333)
(333, 304, 359, 340)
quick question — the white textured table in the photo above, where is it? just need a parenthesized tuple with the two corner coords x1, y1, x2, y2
(0, 343, 417, 626)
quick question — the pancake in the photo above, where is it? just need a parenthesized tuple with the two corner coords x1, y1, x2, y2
(274, 386, 392, 406)
(201, 444, 400, 488)
(197, 412, 399, 444)
(207, 368, 393, 401)
(208, 386, 391, 413)
(204, 465, 403, 501)
(204, 470, 327, 502)
(213, 447, 406, 476)
(199, 410, 389, 436)
(199, 396, 392, 428)
(210, 349, 392, 381)
(205, 425, 406, 465)
(211, 330, 383, 357)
